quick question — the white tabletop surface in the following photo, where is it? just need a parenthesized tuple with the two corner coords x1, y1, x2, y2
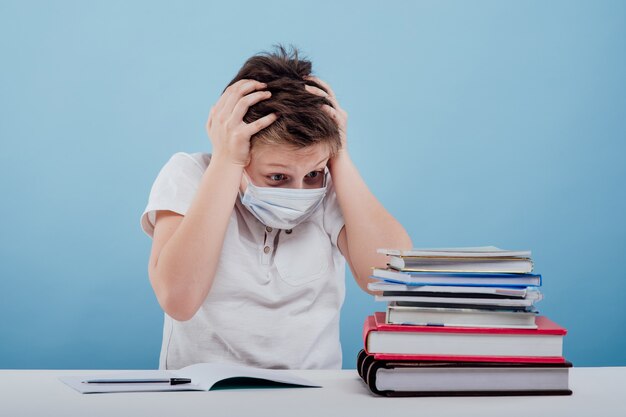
(1, 367, 625, 417)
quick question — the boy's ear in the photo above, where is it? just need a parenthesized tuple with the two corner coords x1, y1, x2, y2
(240, 169, 251, 193)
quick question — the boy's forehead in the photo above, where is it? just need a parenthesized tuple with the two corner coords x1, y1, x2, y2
(253, 143, 330, 167)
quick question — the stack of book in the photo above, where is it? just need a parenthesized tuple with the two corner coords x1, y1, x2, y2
(357, 246, 572, 397)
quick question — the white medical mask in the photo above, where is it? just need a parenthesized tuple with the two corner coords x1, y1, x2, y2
(239, 168, 328, 230)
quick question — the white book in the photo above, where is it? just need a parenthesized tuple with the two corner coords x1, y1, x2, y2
(371, 268, 541, 287)
(377, 246, 532, 258)
(375, 292, 542, 307)
(385, 304, 538, 329)
(367, 282, 528, 298)
(388, 257, 534, 274)
(60, 363, 321, 394)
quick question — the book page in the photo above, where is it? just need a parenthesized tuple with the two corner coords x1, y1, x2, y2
(172, 363, 322, 391)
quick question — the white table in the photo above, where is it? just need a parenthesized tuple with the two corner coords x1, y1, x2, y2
(1, 368, 625, 417)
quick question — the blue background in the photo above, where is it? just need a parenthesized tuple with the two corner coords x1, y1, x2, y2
(1, 0, 624, 369)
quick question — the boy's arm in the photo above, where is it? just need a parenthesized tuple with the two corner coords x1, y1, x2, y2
(149, 79, 276, 321)
(332, 153, 413, 295)
(149, 157, 244, 321)
(303, 75, 413, 295)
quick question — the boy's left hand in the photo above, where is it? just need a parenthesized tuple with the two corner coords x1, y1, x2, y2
(304, 76, 348, 164)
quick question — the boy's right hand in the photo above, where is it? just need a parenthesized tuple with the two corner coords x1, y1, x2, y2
(205, 79, 278, 167)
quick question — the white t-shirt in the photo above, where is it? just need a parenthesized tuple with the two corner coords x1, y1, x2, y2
(140, 152, 346, 370)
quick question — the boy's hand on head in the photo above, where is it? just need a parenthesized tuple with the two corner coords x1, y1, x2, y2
(304, 76, 349, 165)
(205, 79, 279, 167)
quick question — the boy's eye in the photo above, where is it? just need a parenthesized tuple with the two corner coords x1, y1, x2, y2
(267, 171, 323, 183)
(305, 171, 323, 179)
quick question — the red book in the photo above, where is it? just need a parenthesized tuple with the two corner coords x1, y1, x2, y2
(363, 312, 567, 363)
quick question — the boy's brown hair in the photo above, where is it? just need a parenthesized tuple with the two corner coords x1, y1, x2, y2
(224, 44, 341, 156)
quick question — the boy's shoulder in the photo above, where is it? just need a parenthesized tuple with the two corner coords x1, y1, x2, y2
(167, 151, 212, 171)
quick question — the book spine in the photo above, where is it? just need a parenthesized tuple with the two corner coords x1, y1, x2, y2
(362, 315, 377, 354)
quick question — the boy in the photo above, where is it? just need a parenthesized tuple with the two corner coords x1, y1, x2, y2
(140, 45, 412, 370)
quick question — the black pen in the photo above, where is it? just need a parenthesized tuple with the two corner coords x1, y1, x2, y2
(82, 378, 192, 385)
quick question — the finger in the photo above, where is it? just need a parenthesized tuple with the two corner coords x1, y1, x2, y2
(206, 112, 212, 130)
(213, 79, 249, 114)
(325, 94, 341, 111)
(304, 84, 328, 97)
(305, 80, 341, 111)
(307, 84, 341, 111)
(222, 79, 268, 116)
(305, 75, 336, 98)
(243, 112, 279, 136)
(321, 103, 338, 120)
(215, 79, 267, 115)
(230, 90, 272, 124)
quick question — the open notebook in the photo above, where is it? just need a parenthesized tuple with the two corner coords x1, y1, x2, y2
(60, 362, 322, 394)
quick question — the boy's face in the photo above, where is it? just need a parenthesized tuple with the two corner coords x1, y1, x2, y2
(241, 142, 330, 192)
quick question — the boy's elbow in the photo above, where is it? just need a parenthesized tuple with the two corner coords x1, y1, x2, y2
(362, 287, 382, 297)
(149, 271, 201, 322)
(159, 291, 200, 322)
(355, 276, 382, 297)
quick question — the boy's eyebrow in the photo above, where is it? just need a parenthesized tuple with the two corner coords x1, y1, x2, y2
(265, 163, 291, 169)
(265, 157, 328, 170)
